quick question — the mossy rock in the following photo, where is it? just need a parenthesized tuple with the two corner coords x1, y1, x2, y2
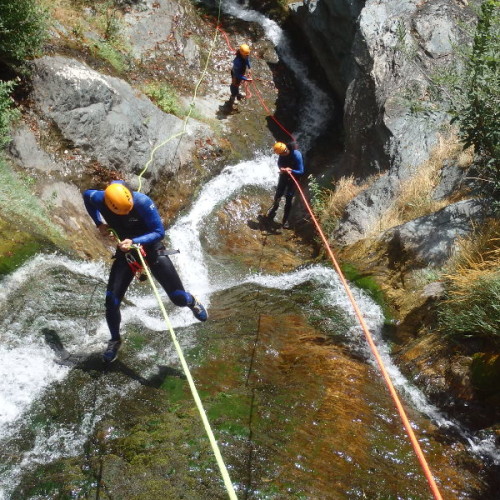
(471, 353, 500, 399)
(0, 220, 57, 276)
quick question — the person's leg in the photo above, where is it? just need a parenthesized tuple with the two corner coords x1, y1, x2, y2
(266, 174, 287, 220)
(282, 195, 293, 227)
(149, 253, 207, 321)
(230, 72, 240, 100)
(103, 253, 134, 361)
(282, 177, 296, 227)
(106, 254, 135, 340)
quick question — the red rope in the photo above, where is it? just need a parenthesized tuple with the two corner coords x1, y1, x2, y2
(249, 80, 296, 142)
(212, 17, 443, 497)
(287, 173, 443, 500)
(215, 24, 236, 53)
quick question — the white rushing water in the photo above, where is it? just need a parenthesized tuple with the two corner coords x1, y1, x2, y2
(221, 0, 333, 152)
(0, 2, 498, 498)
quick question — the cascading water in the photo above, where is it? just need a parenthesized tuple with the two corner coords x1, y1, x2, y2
(220, 0, 333, 151)
(0, 2, 498, 499)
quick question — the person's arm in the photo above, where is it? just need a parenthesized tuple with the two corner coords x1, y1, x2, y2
(83, 189, 105, 226)
(131, 193, 165, 246)
(290, 150, 304, 176)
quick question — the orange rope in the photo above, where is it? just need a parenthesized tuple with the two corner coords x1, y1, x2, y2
(248, 80, 296, 142)
(213, 16, 443, 498)
(287, 173, 443, 500)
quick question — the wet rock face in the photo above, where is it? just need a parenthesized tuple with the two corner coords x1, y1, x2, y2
(290, 0, 476, 244)
(293, 0, 473, 174)
(30, 56, 211, 181)
(289, 0, 365, 99)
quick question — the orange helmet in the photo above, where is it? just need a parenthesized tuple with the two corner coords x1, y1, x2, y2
(239, 44, 251, 56)
(273, 142, 288, 155)
(104, 183, 133, 215)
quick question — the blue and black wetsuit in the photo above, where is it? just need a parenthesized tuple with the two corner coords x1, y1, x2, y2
(267, 146, 305, 225)
(83, 188, 195, 341)
(230, 52, 251, 99)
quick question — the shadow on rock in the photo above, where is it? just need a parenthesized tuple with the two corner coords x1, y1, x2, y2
(43, 328, 184, 388)
(247, 214, 282, 235)
(216, 99, 239, 119)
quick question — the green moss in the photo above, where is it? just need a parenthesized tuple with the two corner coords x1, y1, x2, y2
(207, 393, 251, 437)
(471, 353, 500, 398)
(126, 329, 148, 351)
(0, 219, 60, 276)
(160, 375, 189, 404)
(341, 262, 392, 320)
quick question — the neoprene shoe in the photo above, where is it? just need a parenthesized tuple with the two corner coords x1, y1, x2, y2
(103, 340, 122, 363)
(189, 296, 208, 322)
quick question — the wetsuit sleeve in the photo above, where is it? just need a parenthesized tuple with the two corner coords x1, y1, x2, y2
(290, 150, 304, 176)
(83, 189, 105, 226)
(132, 193, 166, 246)
(233, 57, 250, 81)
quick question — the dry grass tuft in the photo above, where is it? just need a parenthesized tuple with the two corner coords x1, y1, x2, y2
(322, 175, 368, 220)
(378, 134, 474, 233)
(437, 221, 500, 338)
(444, 219, 500, 287)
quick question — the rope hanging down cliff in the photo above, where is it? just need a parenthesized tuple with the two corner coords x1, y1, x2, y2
(215, 19, 444, 499)
(134, 245, 238, 500)
(286, 172, 444, 500)
(106, 222, 238, 500)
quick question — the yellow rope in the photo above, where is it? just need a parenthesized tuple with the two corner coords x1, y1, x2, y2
(137, 1, 223, 192)
(126, 3, 238, 496)
(134, 245, 238, 499)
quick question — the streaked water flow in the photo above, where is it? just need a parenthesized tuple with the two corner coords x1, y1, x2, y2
(0, 2, 498, 498)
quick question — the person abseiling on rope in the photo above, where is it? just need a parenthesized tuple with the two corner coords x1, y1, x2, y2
(266, 141, 305, 229)
(229, 43, 252, 103)
(83, 180, 208, 363)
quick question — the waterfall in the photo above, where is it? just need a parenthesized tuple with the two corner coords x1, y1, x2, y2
(220, 0, 333, 152)
(0, 2, 498, 498)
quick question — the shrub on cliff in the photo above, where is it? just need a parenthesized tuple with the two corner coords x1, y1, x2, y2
(0, 81, 20, 149)
(439, 273, 500, 339)
(0, 0, 48, 67)
(450, 0, 499, 199)
(439, 223, 500, 341)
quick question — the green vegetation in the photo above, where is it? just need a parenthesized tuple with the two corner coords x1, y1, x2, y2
(0, 0, 49, 67)
(93, 40, 128, 72)
(0, 81, 20, 149)
(438, 223, 500, 341)
(144, 82, 182, 117)
(395, 1, 499, 200)
(341, 262, 390, 318)
(428, 1, 499, 199)
(453, 0, 499, 197)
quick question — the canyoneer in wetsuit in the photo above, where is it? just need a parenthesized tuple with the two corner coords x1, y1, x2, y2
(229, 43, 252, 103)
(83, 181, 207, 363)
(266, 141, 305, 228)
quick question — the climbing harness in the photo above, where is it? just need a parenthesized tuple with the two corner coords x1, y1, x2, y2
(125, 248, 147, 281)
(286, 172, 444, 500)
(132, 244, 238, 500)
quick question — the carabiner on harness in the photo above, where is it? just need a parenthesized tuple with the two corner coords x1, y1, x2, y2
(125, 246, 147, 281)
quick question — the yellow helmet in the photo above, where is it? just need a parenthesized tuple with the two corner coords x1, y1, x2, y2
(273, 142, 288, 155)
(239, 44, 251, 56)
(104, 183, 133, 215)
